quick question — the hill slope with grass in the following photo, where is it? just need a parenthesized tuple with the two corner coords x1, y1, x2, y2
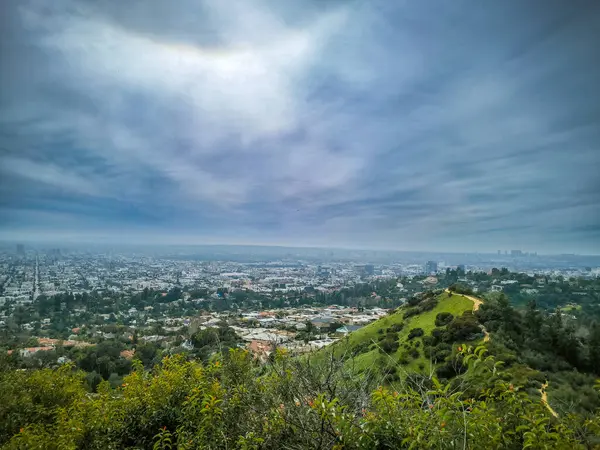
(314, 291, 481, 376)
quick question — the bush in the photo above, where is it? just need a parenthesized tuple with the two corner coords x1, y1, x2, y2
(379, 338, 399, 355)
(403, 308, 419, 319)
(404, 292, 439, 318)
(435, 312, 454, 327)
(0, 348, 593, 449)
(378, 331, 398, 342)
(407, 296, 423, 306)
(351, 342, 370, 357)
(387, 323, 404, 333)
(420, 297, 438, 312)
(422, 336, 435, 348)
(430, 343, 452, 362)
(407, 328, 424, 340)
(444, 312, 481, 342)
(448, 283, 474, 295)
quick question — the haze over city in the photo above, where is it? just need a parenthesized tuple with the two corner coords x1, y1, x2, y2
(1, 0, 599, 254)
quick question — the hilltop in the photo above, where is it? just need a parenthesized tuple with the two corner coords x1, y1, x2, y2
(313, 290, 481, 376)
(311, 287, 600, 420)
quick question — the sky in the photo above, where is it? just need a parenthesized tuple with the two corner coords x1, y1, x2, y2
(1, 0, 599, 254)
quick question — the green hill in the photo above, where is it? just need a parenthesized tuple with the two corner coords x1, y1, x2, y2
(315, 291, 476, 374)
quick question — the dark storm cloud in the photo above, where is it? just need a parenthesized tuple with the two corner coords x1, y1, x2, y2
(0, 0, 599, 253)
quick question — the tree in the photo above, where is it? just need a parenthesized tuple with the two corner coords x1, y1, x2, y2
(524, 299, 543, 338)
(588, 322, 600, 375)
(134, 342, 160, 368)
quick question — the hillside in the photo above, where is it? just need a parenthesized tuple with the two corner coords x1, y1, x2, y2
(3, 289, 600, 448)
(315, 291, 478, 374)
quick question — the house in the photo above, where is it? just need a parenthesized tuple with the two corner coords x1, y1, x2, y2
(423, 276, 438, 285)
(19, 346, 55, 357)
(335, 325, 363, 335)
(181, 340, 194, 351)
(120, 349, 135, 359)
(247, 340, 273, 362)
(310, 317, 336, 331)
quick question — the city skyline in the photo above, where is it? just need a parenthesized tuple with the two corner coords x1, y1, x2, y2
(1, 1, 600, 254)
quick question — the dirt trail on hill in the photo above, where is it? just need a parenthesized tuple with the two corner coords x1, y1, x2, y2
(463, 294, 483, 311)
(447, 289, 556, 416)
(539, 382, 559, 417)
(445, 290, 489, 342)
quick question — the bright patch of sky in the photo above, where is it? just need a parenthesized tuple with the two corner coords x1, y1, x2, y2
(1, 0, 599, 253)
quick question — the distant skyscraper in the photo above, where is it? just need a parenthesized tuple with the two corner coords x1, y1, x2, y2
(364, 264, 374, 276)
(510, 250, 523, 256)
(425, 261, 438, 274)
(317, 265, 330, 276)
(497, 250, 501, 255)
(457, 264, 465, 272)
(16, 244, 25, 256)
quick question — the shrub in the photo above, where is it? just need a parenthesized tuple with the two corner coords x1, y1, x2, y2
(430, 343, 452, 362)
(351, 342, 370, 357)
(0, 348, 593, 449)
(435, 312, 454, 326)
(387, 323, 404, 333)
(379, 338, 399, 355)
(420, 297, 438, 312)
(448, 283, 474, 295)
(403, 308, 419, 319)
(407, 328, 424, 340)
(422, 336, 436, 348)
(444, 312, 481, 342)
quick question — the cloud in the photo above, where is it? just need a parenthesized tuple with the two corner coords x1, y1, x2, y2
(1, 0, 599, 253)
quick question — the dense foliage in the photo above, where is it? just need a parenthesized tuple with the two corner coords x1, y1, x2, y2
(475, 292, 600, 415)
(1, 345, 599, 449)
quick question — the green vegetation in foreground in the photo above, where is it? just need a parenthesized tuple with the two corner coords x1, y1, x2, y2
(317, 292, 474, 373)
(1, 346, 599, 449)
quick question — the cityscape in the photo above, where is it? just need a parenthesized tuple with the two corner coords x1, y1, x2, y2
(2, 242, 598, 363)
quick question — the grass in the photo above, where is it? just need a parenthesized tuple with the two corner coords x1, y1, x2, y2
(560, 304, 582, 313)
(313, 292, 474, 374)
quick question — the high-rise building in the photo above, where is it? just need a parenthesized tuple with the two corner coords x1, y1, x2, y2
(16, 244, 25, 256)
(425, 261, 438, 274)
(317, 266, 330, 277)
(364, 264, 374, 276)
(511, 250, 523, 256)
(457, 264, 465, 272)
(497, 250, 501, 255)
